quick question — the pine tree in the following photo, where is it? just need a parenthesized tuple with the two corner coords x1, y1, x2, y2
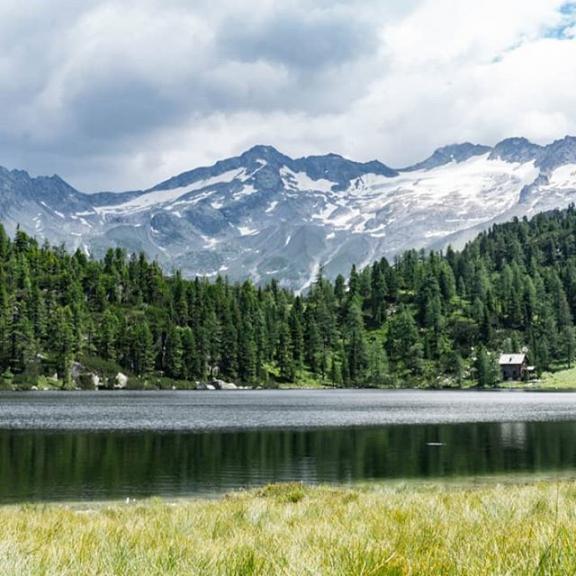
(330, 357, 343, 388)
(386, 308, 419, 365)
(238, 315, 257, 383)
(368, 339, 389, 386)
(370, 261, 387, 327)
(334, 274, 346, 304)
(304, 308, 322, 375)
(132, 321, 155, 375)
(475, 347, 498, 388)
(219, 303, 239, 380)
(348, 265, 359, 297)
(98, 310, 119, 361)
(164, 326, 184, 379)
(53, 307, 75, 387)
(277, 322, 294, 381)
(290, 299, 305, 373)
(344, 298, 369, 386)
(5, 206, 576, 390)
(181, 327, 198, 380)
(10, 306, 36, 374)
(561, 326, 576, 368)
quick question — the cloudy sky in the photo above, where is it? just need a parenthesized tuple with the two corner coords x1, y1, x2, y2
(1, 0, 576, 191)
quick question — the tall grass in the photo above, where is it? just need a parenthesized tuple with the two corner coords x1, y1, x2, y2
(1, 481, 575, 575)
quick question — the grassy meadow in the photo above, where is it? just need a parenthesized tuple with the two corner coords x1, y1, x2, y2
(539, 366, 576, 389)
(2, 480, 576, 575)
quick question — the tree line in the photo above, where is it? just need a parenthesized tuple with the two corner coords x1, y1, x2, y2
(2, 206, 576, 388)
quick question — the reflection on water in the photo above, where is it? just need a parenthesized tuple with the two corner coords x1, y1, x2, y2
(2, 420, 576, 503)
(499, 422, 528, 449)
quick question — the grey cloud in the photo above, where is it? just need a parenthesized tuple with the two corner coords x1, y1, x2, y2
(0, 0, 574, 194)
(0, 0, 386, 184)
(67, 79, 187, 142)
(219, 10, 378, 71)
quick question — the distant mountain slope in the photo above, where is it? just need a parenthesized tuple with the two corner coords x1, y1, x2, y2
(2, 137, 576, 289)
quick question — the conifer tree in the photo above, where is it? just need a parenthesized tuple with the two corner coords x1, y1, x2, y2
(164, 326, 184, 379)
(344, 298, 369, 385)
(277, 322, 294, 381)
(53, 307, 75, 387)
(475, 347, 498, 388)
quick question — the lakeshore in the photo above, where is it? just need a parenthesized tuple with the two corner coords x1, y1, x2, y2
(1, 390, 576, 502)
(8, 362, 576, 393)
(0, 480, 574, 575)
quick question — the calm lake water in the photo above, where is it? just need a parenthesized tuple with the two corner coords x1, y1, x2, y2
(2, 390, 576, 502)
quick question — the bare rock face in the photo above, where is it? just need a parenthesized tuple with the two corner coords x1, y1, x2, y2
(3, 138, 576, 290)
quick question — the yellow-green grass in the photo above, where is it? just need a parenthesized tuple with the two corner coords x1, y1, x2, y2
(2, 481, 576, 575)
(539, 366, 576, 389)
(494, 366, 576, 390)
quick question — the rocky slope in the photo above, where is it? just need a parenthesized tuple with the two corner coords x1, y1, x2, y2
(2, 137, 576, 289)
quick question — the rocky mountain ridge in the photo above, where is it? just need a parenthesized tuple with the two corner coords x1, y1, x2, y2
(2, 137, 576, 289)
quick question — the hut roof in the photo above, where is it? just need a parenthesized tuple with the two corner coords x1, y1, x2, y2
(498, 353, 526, 366)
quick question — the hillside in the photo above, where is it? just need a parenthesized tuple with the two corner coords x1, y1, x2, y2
(2, 137, 576, 290)
(1, 206, 576, 389)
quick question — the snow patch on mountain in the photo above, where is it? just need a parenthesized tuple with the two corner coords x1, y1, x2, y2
(3, 138, 576, 290)
(97, 168, 248, 215)
(546, 164, 576, 190)
(280, 167, 334, 193)
(238, 225, 259, 236)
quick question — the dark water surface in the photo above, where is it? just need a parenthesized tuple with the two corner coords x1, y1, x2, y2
(1, 390, 576, 502)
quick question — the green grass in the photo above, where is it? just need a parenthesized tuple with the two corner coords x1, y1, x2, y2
(2, 481, 576, 574)
(497, 366, 576, 390)
(493, 365, 576, 390)
(539, 365, 576, 389)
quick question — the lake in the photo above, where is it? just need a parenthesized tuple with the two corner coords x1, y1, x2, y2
(2, 389, 576, 503)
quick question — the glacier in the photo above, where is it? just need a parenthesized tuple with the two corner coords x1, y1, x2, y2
(1, 137, 576, 289)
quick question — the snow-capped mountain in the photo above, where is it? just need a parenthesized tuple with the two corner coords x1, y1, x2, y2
(2, 137, 576, 289)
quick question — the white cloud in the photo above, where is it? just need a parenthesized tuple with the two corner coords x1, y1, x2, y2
(0, 0, 575, 190)
(384, 0, 565, 66)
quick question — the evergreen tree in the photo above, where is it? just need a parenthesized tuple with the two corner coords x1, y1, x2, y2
(53, 307, 75, 387)
(387, 308, 419, 366)
(164, 326, 184, 379)
(238, 316, 257, 383)
(475, 347, 498, 388)
(344, 298, 369, 385)
(4, 208, 576, 389)
(561, 326, 576, 368)
(277, 322, 294, 381)
(132, 321, 155, 375)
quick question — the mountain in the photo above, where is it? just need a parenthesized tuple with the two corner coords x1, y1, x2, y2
(2, 137, 576, 289)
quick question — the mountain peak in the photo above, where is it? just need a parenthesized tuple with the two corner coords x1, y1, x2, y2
(241, 145, 289, 163)
(538, 136, 576, 172)
(554, 135, 576, 145)
(489, 137, 542, 163)
(0, 166, 30, 178)
(4, 135, 576, 290)
(404, 142, 491, 171)
(293, 153, 397, 183)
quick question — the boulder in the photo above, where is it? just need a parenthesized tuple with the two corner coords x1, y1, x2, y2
(211, 379, 238, 390)
(196, 382, 216, 391)
(114, 372, 129, 390)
